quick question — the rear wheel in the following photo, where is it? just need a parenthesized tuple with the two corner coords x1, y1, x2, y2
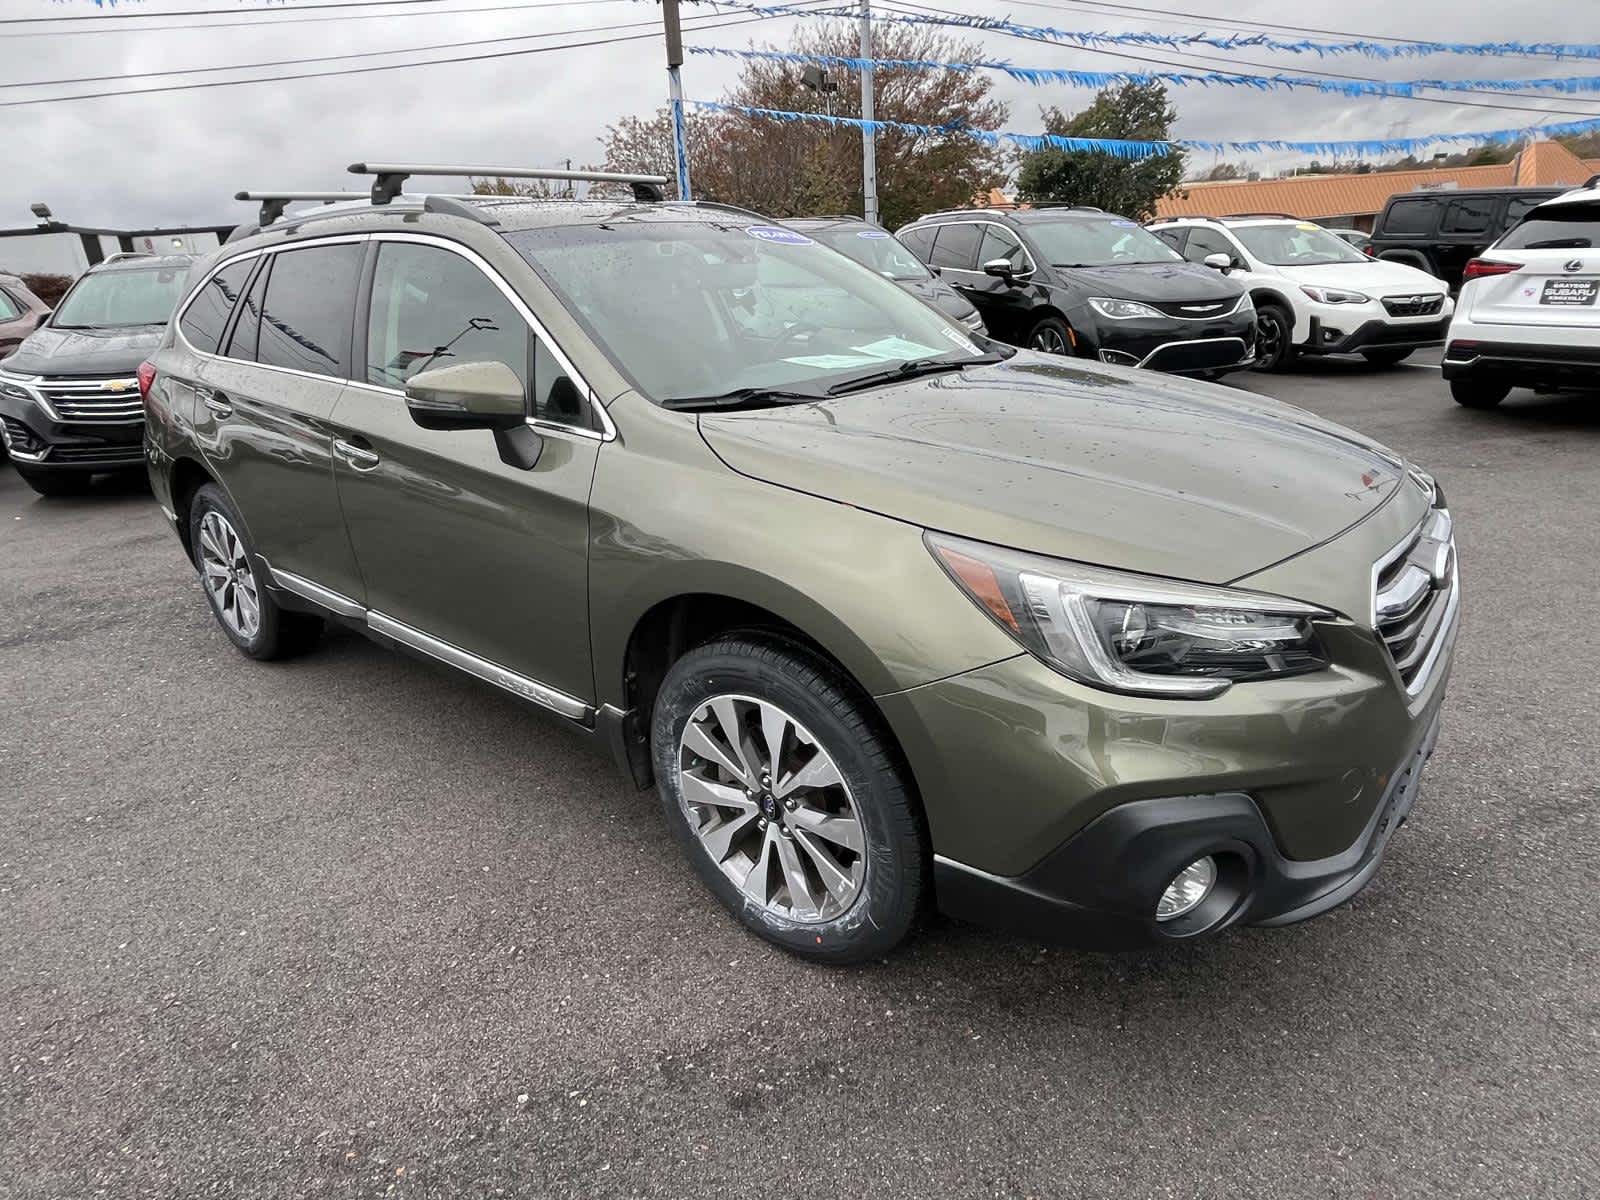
(1450, 379, 1511, 409)
(14, 465, 94, 497)
(651, 635, 927, 964)
(189, 483, 323, 660)
(1027, 316, 1073, 356)
(1362, 348, 1414, 367)
(1251, 303, 1295, 372)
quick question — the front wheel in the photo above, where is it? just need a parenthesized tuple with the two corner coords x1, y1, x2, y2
(13, 465, 95, 497)
(1251, 304, 1295, 372)
(1027, 316, 1073, 356)
(1362, 348, 1414, 367)
(1450, 379, 1511, 409)
(651, 636, 927, 964)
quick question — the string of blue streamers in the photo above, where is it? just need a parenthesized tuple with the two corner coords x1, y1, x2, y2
(685, 1, 1600, 62)
(689, 45, 1600, 101)
(690, 99, 1600, 161)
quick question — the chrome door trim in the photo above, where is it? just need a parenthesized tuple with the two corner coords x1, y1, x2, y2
(265, 563, 365, 618)
(368, 610, 592, 720)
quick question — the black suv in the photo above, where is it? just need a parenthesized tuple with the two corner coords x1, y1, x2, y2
(0, 252, 194, 495)
(1369, 188, 1564, 288)
(894, 207, 1255, 376)
(782, 215, 985, 331)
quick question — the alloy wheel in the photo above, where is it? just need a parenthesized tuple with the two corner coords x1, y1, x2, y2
(676, 694, 867, 923)
(1030, 325, 1069, 354)
(198, 510, 261, 639)
(1255, 311, 1285, 367)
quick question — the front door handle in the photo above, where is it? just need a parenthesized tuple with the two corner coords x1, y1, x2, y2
(333, 438, 380, 470)
(202, 390, 233, 419)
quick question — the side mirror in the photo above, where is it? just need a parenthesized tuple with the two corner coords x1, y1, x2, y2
(983, 258, 1031, 283)
(1203, 253, 1233, 273)
(404, 361, 525, 432)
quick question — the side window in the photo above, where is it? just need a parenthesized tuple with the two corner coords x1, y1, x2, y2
(896, 226, 936, 262)
(0, 290, 19, 320)
(1382, 199, 1437, 238)
(1152, 228, 1188, 253)
(1183, 228, 1238, 264)
(1441, 196, 1494, 236)
(1503, 196, 1545, 229)
(225, 258, 269, 361)
(255, 243, 363, 378)
(929, 223, 982, 271)
(178, 259, 253, 355)
(977, 225, 1027, 270)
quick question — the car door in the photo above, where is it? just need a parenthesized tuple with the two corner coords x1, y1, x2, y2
(969, 224, 1042, 338)
(927, 223, 990, 321)
(327, 234, 602, 711)
(187, 242, 367, 602)
(1436, 195, 1498, 288)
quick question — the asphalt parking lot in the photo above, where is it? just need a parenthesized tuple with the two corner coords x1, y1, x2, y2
(3, 351, 1597, 1199)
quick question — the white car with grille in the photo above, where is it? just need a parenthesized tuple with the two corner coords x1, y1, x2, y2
(1148, 216, 1453, 372)
(1441, 184, 1600, 407)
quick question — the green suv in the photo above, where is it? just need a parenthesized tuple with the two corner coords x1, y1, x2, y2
(142, 168, 1458, 963)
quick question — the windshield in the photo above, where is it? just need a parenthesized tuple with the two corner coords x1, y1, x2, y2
(1022, 216, 1184, 267)
(1499, 201, 1600, 250)
(508, 220, 986, 403)
(809, 227, 930, 280)
(52, 266, 188, 329)
(1234, 223, 1369, 266)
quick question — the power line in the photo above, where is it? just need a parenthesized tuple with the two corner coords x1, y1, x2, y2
(1, 0, 468, 26)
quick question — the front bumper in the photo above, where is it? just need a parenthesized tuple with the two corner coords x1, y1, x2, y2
(1076, 308, 1257, 375)
(1301, 315, 1449, 356)
(0, 387, 145, 471)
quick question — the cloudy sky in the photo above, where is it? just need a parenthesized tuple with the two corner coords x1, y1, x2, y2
(0, 0, 1588, 230)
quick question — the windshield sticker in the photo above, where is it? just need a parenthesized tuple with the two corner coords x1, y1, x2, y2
(939, 327, 981, 353)
(746, 225, 815, 246)
(783, 353, 886, 369)
(851, 335, 947, 361)
(1112, 219, 1136, 227)
(856, 230, 892, 239)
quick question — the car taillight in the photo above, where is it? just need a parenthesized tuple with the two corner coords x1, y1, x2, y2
(137, 360, 157, 403)
(1363, 245, 1375, 257)
(1462, 258, 1519, 281)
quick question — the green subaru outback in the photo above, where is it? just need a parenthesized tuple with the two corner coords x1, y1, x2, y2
(141, 166, 1458, 963)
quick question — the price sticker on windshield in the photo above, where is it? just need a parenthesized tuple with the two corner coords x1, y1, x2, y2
(746, 225, 815, 246)
(857, 230, 892, 239)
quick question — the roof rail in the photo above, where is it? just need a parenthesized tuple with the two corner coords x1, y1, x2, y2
(236, 191, 372, 227)
(100, 250, 156, 264)
(348, 162, 669, 203)
(1219, 212, 1301, 221)
(1028, 202, 1104, 212)
(683, 199, 772, 221)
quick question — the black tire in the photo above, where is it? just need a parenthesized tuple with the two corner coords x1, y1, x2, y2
(1450, 379, 1511, 409)
(188, 483, 323, 660)
(1362, 348, 1414, 367)
(1026, 315, 1073, 356)
(14, 465, 95, 497)
(651, 635, 928, 964)
(1251, 303, 1295, 372)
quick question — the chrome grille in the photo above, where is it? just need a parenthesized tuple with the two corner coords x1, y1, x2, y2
(1373, 507, 1458, 695)
(38, 377, 144, 423)
(48, 443, 145, 464)
(1381, 294, 1445, 317)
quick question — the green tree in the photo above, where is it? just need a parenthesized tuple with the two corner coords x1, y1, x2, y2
(1014, 83, 1185, 221)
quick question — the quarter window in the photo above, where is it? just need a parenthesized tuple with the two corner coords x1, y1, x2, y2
(929, 223, 982, 271)
(0, 290, 19, 321)
(255, 243, 363, 378)
(178, 259, 253, 355)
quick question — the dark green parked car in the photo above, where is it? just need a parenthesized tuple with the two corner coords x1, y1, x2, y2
(141, 170, 1458, 963)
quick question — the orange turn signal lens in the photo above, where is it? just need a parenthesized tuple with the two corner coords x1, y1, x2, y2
(935, 546, 1020, 633)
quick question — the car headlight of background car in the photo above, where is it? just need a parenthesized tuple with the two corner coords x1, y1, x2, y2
(1299, 285, 1371, 305)
(928, 533, 1330, 698)
(0, 374, 38, 405)
(1087, 297, 1165, 321)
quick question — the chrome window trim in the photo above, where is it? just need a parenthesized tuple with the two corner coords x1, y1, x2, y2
(263, 563, 592, 721)
(918, 219, 1039, 277)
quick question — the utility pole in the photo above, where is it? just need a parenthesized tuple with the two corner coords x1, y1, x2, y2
(662, 0, 692, 201)
(859, 0, 878, 225)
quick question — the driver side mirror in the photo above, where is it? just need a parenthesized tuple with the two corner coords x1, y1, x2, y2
(1203, 253, 1234, 274)
(404, 360, 543, 470)
(983, 257, 1032, 284)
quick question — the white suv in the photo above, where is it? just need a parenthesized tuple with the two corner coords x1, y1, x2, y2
(1441, 185, 1600, 407)
(1149, 216, 1453, 371)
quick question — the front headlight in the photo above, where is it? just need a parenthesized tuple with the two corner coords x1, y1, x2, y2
(0, 374, 36, 404)
(1299, 285, 1370, 305)
(928, 533, 1331, 698)
(1088, 296, 1164, 320)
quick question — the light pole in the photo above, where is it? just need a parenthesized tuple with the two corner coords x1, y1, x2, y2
(859, 0, 878, 225)
(662, 0, 692, 201)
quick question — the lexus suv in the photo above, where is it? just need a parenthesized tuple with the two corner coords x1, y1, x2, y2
(782, 215, 985, 332)
(1149, 216, 1452, 371)
(895, 207, 1255, 376)
(0, 253, 193, 495)
(144, 172, 1457, 963)
(1441, 185, 1600, 407)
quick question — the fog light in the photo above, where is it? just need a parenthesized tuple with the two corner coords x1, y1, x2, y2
(1156, 856, 1217, 922)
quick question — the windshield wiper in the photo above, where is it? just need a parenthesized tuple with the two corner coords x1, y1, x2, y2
(1524, 238, 1593, 249)
(660, 386, 825, 411)
(825, 354, 993, 396)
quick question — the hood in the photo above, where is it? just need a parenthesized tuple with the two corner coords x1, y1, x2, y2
(1053, 261, 1242, 303)
(698, 355, 1406, 586)
(1291, 259, 1447, 295)
(2, 323, 165, 378)
(897, 276, 978, 322)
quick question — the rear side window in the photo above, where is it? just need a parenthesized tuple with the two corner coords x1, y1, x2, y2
(1152, 228, 1187, 253)
(255, 243, 363, 378)
(1498, 201, 1600, 250)
(0, 290, 19, 321)
(1441, 196, 1494, 235)
(1504, 196, 1550, 228)
(1382, 199, 1438, 237)
(225, 258, 269, 361)
(930, 223, 982, 270)
(178, 259, 253, 355)
(896, 226, 935, 262)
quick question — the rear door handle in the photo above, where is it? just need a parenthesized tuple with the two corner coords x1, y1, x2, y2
(333, 438, 380, 470)
(202, 390, 233, 419)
